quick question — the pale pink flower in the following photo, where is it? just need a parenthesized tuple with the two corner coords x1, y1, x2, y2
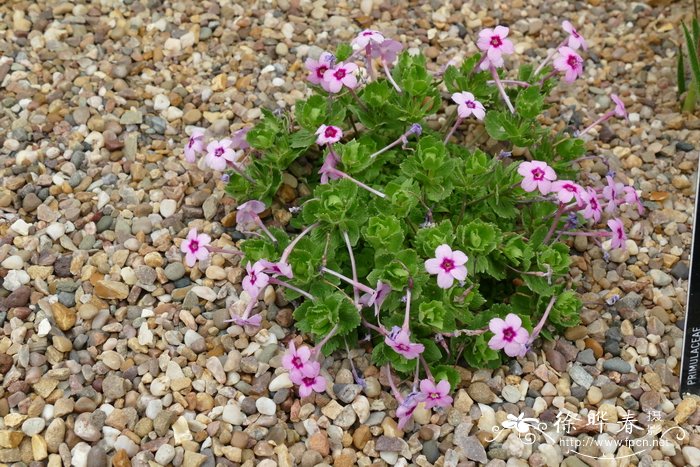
(553, 46, 584, 83)
(396, 392, 425, 429)
(551, 180, 584, 205)
(305, 52, 335, 85)
(231, 127, 251, 150)
(623, 186, 644, 215)
(452, 92, 486, 120)
(477, 26, 514, 70)
(424, 244, 468, 289)
(184, 128, 206, 163)
(607, 218, 626, 250)
(581, 187, 602, 223)
(517, 161, 557, 194)
(352, 30, 385, 50)
(562, 20, 587, 50)
(359, 281, 392, 314)
(385, 326, 425, 360)
(602, 176, 624, 213)
(242, 261, 270, 298)
(282, 341, 312, 379)
(323, 62, 359, 93)
(229, 314, 263, 328)
(180, 228, 211, 267)
(419, 379, 453, 410)
(236, 200, 266, 231)
(371, 39, 403, 63)
(259, 259, 293, 279)
(205, 139, 238, 171)
(488, 313, 529, 357)
(316, 125, 343, 146)
(611, 94, 627, 119)
(318, 152, 342, 184)
(290, 362, 326, 398)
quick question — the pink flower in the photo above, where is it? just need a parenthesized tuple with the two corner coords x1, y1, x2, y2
(259, 259, 293, 279)
(517, 161, 557, 194)
(306, 52, 335, 85)
(581, 187, 602, 223)
(290, 362, 326, 398)
(236, 200, 266, 231)
(231, 127, 251, 150)
(184, 128, 206, 163)
(323, 62, 359, 93)
(424, 244, 468, 289)
(385, 326, 425, 360)
(488, 313, 529, 357)
(611, 94, 627, 119)
(180, 228, 211, 267)
(318, 152, 342, 184)
(371, 39, 403, 63)
(602, 176, 624, 213)
(623, 186, 644, 215)
(205, 139, 238, 171)
(451, 92, 486, 120)
(551, 180, 584, 205)
(282, 341, 312, 378)
(352, 30, 385, 49)
(242, 261, 270, 297)
(562, 20, 587, 50)
(419, 379, 453, 410)
(553, 46, 583, 83)
(359, 281, 392, 314)
(228, 314, 263, 327)
(607, 218, 626, 250)
(396, 392, 425, 429)
(477, 26, 514, 70)
(316, 125, 343, 146)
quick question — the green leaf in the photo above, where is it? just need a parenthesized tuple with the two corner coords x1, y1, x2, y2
(413, 220, 455, 257)
(432, 366, 460, 390)
(362, 215, 405, 253)
(336, 43, 353, 62)
(418, 300, 455, 331)
(548, 290, 581, 327)
(679, 46, 687, 97)
(456, 220, 500, 255)
(515, 86, 544, 119)
(683, 23, 700, 88)
(289, 129, 317, 149)
(484, 111, 519, 141)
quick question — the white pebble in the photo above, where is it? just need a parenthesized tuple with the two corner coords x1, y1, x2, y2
(10, 219, 31, 236)
(37, 319, 51, 337)
(70, 442, 91, 467)
(269, 373, 293, 391)
(146, 399, 163, 419)
(16, 149, 38, 165)
(138, 322, 154, 346)
(155, 444, 176, 465)
(256, 397, 276, 416)
(114, 435, 139, 456)
(46, 222, 66, 240)
(1, 255, 24, 269)
(222, 403, 245, 425)
(3, 270, 30, 291)
(153, 94, 170, 111)
(160, 199, 177, 217)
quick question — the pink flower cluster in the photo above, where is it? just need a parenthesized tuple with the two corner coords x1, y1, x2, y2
(282, 342, 326, 398)
(517, 160, 641, 250)
(184, 127, 250, 171)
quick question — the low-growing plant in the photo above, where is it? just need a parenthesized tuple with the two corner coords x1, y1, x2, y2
(182, 22, 640, 428)
(678, 18, 700, 112)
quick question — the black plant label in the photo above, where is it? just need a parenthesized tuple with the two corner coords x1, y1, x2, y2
(681, 173, 700, 395)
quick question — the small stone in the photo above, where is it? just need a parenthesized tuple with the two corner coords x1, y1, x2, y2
(21, 418, 46, 436)
(120, 109, 143, 125)
(95, 280, 129, 299)
(46, 222, 66, 240)
(467, 382, 496, 404)
(183, 451, 207, 467)
(569, 365, 594, 389)
(602, 357, 631, 373)
(308, 431, 329, 456)
(649, 269, 673, 287)
(683, 446, 700, 467)
(675, 397, 698, 424)
(256, 397, 276, 416)
(353, 425, 370, 450)
(0, 431, 24, 448)
(455, 435, 488, 464)
(172, 416, 192, 445)
(155, 444, 175, 465)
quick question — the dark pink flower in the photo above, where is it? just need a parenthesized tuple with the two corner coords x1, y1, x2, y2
(371, 39, 403, 63)
(551, 180, 584, 205)
(236, 200, 266, 231)
(305, 52, 335, 85)
(184, 128, 205, 163)
(477, 26, 514, 70)
(581, 187, 602, 223)
(451, 92, 486, 120)
(602, 176, 624, 213)
(607, 218, 626, 250)
(259, 259, 293, 279)
(205, 139, 238, 171)
(611, 94, 627, 119)
(419, 379, 453, 410)
(424, 244, 468, 289)
(488, 313, 529, 357)
(553, 46, 583, 83)
(517, 161, 557, 194)
(385, 326, 425, 360)
(290, 362, 326, 398)
(316, 124, 343, 146)
(396, 392, 425, 429)
(323, 62, 359, 93)
(352, 30, 385, 49)
(180, 228, 211, 267)
(242, 261, 270, 298)
(282, 341, 312, 379)
(562, 20, 587, 50)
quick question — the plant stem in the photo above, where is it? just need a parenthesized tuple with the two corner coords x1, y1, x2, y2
(329, 168, 386, 198)
(205, 245, 244, 256)
(489, 65, 515, 114)
(543, 203, 566, 244)
(362, 318, 386, 336)
(383, 61, 403, 93)
(419, 354, 434, 380)
(269, 277, 314, 300)
(555, 230, 610, 238)
(254, 217, 279, 244)
(229, 163, 257, 185)
(402, 288, 412, 331)
(343, 231, 360, 306)
(312, 323, 339, 359)
(578, 110, 614, 136)
(349, 88, 369, 112)
(443, 117, 463, 144)
(365, 44, 375, 81)
(528, 295, 557, 344)
(487, 79, 531, 87)
(534, 38, 568, 76)
(383, 365, 404, 402)
(320, 266, 375, 294)
(280, 222, 319, 264)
